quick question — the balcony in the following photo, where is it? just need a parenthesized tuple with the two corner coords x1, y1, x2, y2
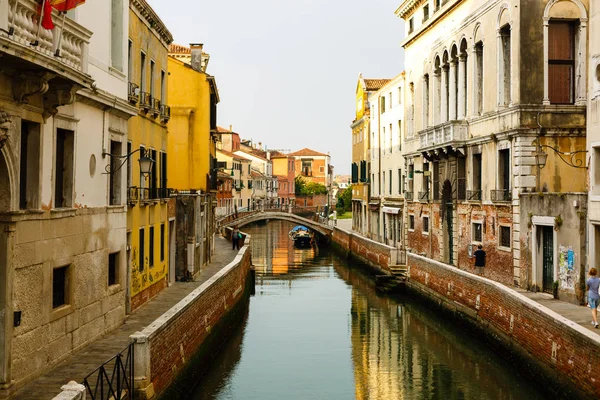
(139, 92, 151, 112)
(405, 191, 414, 202)
(466, 190, 482, 201)
(418, 191, 429, 202)
(160, 104, 170, 122)
(491, 189, 511, 202)
(418, 120, 469, 150)
(151, 98, 161, 118)
(128, 82, 139, 104)
(128, 187, 174, 206)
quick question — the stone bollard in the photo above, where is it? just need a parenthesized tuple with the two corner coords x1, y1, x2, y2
(52, 381, 86, 400)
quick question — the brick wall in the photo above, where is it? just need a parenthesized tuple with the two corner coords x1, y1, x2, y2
(408, 253, 600, 398)
(131, 245, 252, 399)
(332, 227, 399, 272)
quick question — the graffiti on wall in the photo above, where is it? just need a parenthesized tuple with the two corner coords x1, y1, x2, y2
(558, 245, 576, 291)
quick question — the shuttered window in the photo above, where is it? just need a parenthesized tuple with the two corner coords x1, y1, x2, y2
(548, 21, 574, 104)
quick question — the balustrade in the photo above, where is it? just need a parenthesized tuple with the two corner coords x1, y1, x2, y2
(418, 120, 468, 149)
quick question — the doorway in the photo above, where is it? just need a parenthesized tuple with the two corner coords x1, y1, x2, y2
(442, 180, 454, 265)
(169, 219, 175, 284)
(542, 225, 554, 293)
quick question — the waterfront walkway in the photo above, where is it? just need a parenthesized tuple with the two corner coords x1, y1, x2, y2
(11, 235, 239, 400)
(336, 218, 598, 334)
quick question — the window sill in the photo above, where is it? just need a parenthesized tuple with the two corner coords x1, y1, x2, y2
(51, 304, 74, 322)
(109, 66, 127, 80)
(108, 284, 121, 295)
(50, 208, 77, 218)
(497, 245, 512, 253)
(422, 231, 430, 236)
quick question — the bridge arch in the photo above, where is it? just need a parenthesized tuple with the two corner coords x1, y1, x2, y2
(221, 211, 333, 239)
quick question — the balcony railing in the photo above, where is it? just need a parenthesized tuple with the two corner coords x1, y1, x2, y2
(128, 187, 174, 205)
(418, 191, 429, 202)
(491, 189, 511, 202)
(139, 92, 151, 112)
(151, 98, 161, 117)
(2, 0, 91, 76)
(405, 191, 414, 202)
(466, 190, 482, 201)
(160, 104, 170, 122)
(128, 82, 139, 104)
(457, 178, 466, 201)
(418, 120, 469, 149)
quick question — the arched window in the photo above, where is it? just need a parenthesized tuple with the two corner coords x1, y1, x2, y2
(543, 0, 588, 105)
(497, 5, 511, 107)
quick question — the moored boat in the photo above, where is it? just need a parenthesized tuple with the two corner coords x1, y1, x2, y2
(289, 225, 314, 248)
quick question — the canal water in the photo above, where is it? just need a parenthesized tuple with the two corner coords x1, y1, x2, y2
(188, 220, 546, 400)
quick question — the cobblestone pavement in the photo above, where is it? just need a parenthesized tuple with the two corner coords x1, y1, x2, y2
(10, 235, 239, 400)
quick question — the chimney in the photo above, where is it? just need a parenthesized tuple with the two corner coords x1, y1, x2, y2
(267, 151, 271, 160)
(189, 43, 204, 72)
(258, 142, 262, 150)
(229, 124, 232, 132)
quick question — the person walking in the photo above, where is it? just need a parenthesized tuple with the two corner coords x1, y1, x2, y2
(472, 244, 486, 276)
(587, 268, 600, 328)
(232, 225, 240, 250)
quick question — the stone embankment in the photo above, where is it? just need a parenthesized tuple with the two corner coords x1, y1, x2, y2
(331, 226, 600, 398)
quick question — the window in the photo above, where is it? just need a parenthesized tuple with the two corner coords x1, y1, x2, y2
(110, 0, 123, 71)
(423, 216, 429, 233)
(498, 148, 510, 191)
(409, 17, 414, 34)
(475, 41, 483, 115)
(319, 166, 325, 173)
(472, 222, 483, 242)
(593, 146, 600, 195)
(423, 74, 430, 127)
(109, 140, 122, 205)
(302, 160, 312, 176)
(500, 226, 511, 248)
(423, 4, 429, 22)
(548, 21, 575, 104)
(55, 129, 74, 208)
(150, 60, 155, 99)
(499, 24, 511, 106)
(160, 152, 167, 190)
(389, 170, 392, 194)
(149, 226, 154, 267)
(160, 224, 165, 261)
(389, 92, 392, 109)
(139, 145, 146, 196)
(398, 87, 402, 104)
(140, 51, 146, 92)
(382, 126, 386, 154)
(381, 173, 384, 196)
(127, 142, 132, 190)
(389, 123, 393, 152)
(128, 39, 133, 80)
(380, 96, 386, 113)
(108, 252, 118, 286)
(398, 120, 402, 151)
(139, 228, 145, 272)
(473, 153, 482, 192)
(398, 169, 402, 195)
(52, 265, 69, 309)
(19, 120, 40, 209)
(160, 70, 166, 104)
(409, 215, 415, 230)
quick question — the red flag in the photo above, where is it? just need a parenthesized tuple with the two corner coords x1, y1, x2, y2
(50, 0, 85, 12)
(39, 0, 55, 30)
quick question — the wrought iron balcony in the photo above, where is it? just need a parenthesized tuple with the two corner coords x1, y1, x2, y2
(127, 187, 139, 205)
(491, 189, 511, 202)
(160, 104, 170, 122)
(418, 191, 429, 202)
(139, 92, 151, 112)
(405, 191, 414, 202)
(466, 190, 482, 201)
(128, 82, 139, 104)
(151, 98, 161, 117)
(418, 120, 469, 150)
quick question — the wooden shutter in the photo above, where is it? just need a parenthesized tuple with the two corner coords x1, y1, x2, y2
(548, 21, 574, 104)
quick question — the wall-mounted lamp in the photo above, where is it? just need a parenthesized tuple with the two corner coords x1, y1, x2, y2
(532, 138, 587, 169)
(103, 148, 154, 176)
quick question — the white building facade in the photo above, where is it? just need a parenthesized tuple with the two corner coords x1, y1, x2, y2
(368, 73, 406, 247)
(0, 0, 136, 390)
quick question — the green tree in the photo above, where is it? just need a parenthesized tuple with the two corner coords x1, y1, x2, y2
(304, 182, 327, 195)
(337, 185, 352, 212)
(295, 176, 306, 195)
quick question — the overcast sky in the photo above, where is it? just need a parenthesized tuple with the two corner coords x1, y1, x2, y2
(147, 0, 405, 175)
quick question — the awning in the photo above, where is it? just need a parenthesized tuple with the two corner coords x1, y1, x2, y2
(382, 206, 401, 214)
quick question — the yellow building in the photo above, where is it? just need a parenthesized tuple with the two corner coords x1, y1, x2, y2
(351, 75, 390, 235)
(167, 44, 220, 192)
(167, 44, 220, 280)
(127, 0, 173, 311)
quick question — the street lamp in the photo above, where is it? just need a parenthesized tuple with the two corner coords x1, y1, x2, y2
(532, 138, 586, 169)
(103, 148, 154, 176)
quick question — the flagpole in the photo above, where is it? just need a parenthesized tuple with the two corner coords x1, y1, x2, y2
(31, 0, 47, 46)
(55, 12, 67, 57)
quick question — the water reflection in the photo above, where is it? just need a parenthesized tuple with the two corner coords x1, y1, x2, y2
(188, 221, 544, 400)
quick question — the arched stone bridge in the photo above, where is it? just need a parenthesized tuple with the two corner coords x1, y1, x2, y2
(220, 210, 333, 239)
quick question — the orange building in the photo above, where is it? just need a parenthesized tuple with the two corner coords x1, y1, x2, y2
(288, 148, 331, 186)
